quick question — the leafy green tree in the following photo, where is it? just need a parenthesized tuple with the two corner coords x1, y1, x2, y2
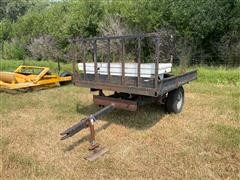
(0, 0, 239, 64)
(67, 0, 104, 37)
(0, 0, 37, 21)
(11, 10, 46, 44)
(0, 18, 12, 41)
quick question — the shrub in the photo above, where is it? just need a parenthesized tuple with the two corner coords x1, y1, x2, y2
(27, 35, 62, 61)
(217, 31, 240, 66)
(3, 39, 25, 60)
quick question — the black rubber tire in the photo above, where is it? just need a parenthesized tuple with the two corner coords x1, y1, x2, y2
(166, 86, 184, 114)
(60, 71, 72, 77)
(60, 71, 72, 85)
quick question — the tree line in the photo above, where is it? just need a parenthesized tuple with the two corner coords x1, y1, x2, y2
(0, 0, 239, 66)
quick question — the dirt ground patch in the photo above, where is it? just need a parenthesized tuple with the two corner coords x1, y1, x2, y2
(1, 82, 239, 179)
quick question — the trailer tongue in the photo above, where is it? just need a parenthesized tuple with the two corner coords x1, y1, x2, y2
(60, 33, 197, 161)
(61, 104, 114, 161)
(60, 95, 140, 161)
(61, 104, 115, 141)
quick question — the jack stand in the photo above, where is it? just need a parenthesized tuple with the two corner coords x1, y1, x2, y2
(84, 119, 109, 161)
(61, 105, 114, 160)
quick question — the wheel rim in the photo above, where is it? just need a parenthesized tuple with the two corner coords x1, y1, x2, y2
(176, 92, 183, 110)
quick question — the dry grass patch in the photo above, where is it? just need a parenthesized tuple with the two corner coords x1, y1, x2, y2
(1, 82, 240, 179)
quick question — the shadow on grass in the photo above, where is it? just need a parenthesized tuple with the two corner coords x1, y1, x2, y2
(63, 122, 111, 152)
(76, 103, 166, 130)
(64, 103, 165, 152)
(64, 103, 166, 152)
(0, 83, 74, 95)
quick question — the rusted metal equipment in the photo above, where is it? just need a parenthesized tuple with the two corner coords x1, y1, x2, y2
(0, 65, 72, 91)
(61, 104, 114, 161)
(61, 33, 197, 160)
(61, 104, 114, 140)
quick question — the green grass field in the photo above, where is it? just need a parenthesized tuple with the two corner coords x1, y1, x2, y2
(0, 60, 240, 178)
(1, 59, 239, 86)
(0, 59, 72, 74)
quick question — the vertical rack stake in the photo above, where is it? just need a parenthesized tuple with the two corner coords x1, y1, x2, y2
(82, 40, 86, 80)
(121, 38, 125, 85)
(137, 37, 141, 87)
(170, 35, 174, 63)
(93, 40, 98, 81)
(107, 39, 111, 82)
(72, 39, 77, 78)
(155, 36, 160, 91)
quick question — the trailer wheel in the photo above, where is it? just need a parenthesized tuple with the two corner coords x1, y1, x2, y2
(166, 86, 184, 113)
(60, 71, 72, 85)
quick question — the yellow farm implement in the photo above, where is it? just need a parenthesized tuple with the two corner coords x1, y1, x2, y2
(0, 65, 72, 91)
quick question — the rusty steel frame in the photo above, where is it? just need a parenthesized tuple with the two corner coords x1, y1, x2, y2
(61, 104, 115, 140)
(61, 33, 197, 160)
(72, 33, 197, 97)
(93, 95, 138, 111)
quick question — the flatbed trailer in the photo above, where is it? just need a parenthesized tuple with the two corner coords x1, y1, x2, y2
(61, 33, 197, 161)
